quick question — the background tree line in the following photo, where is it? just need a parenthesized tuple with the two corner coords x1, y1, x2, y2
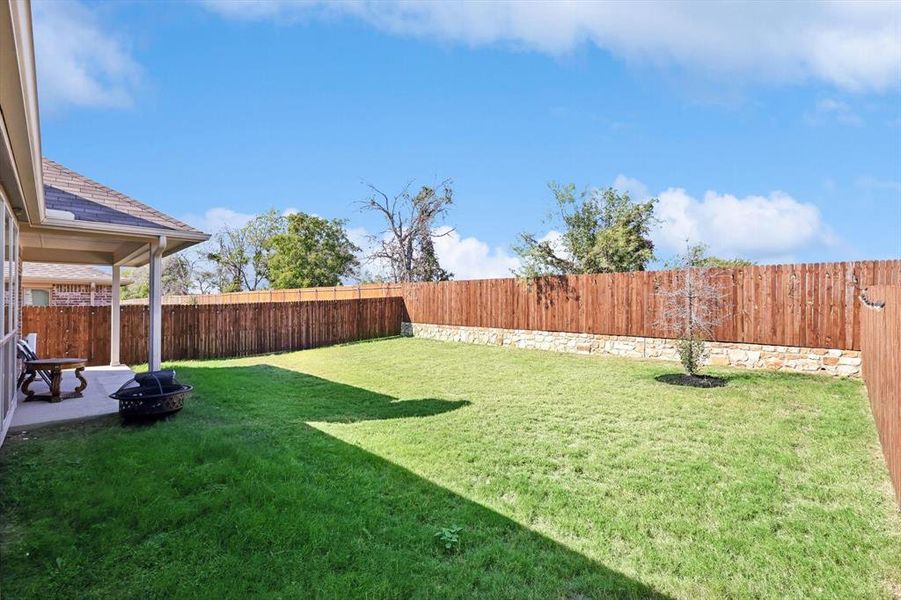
(122, 180, 752, 299)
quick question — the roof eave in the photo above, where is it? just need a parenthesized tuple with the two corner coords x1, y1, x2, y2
(37, 216, 210, 243)
(23, 276, 135, 286)
(0, 0, 44, 223)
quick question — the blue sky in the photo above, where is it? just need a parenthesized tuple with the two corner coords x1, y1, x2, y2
(34, 1, 901, 279)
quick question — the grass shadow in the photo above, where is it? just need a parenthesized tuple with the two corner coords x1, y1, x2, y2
(1, 363, 670, 599)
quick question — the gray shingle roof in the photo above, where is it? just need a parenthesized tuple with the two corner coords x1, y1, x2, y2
(22, 262, 115, 283)
(41, 158, 201, 234)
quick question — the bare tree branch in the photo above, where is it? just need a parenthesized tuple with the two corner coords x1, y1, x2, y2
(359, 179, 454, 282)
(655, 241, 731, 375)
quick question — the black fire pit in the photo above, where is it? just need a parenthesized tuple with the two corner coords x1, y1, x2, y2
(110, 370, 192, 419)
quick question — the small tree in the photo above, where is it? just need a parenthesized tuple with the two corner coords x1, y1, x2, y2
(657, 244, 728, 376)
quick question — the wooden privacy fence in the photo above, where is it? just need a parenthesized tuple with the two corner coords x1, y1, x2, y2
(121, 283, 403, 305)
(22, 297, 405, 366)
(402, 260, 901, 351)
(21, 306, 112, 367)
(20, 259, 901, 366)
(859, 285, 901, 504)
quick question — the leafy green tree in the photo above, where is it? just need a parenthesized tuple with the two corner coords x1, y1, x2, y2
(665, 242, 755, 269)
(159, 255, 191, 295)
(268, 212, 361, 288)
(206, 210, 287, 291)
(357, 270, 391, 285)
(120, 255, 195, 299)
(188, 245, 220, 294)
(514, 183, 657, 277)
(120, 267, 148, 300)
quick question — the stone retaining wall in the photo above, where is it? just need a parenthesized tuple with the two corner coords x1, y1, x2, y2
(401, 322, 862, 377)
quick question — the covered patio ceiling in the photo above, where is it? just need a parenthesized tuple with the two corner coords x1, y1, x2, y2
(20, 221, 205, 267)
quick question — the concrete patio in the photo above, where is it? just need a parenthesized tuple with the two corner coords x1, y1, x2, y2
(10, 365, 134, 431)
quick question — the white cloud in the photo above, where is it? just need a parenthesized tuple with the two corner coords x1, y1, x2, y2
(345, 225, 370, 248)
(610, 175, 838, 263)
(536, 229, 571, 262)
(202, 0, 901, 92)
(806, 98, 864, 126)
(181, 207, 256, 234)
(33, 1, 141, 110)
(612, 175, 650, 200)
(433, 227, 521, 280)
(181, 206, 302, 234)
(346, 225, 381, 264)
(349, 225, 521, 280)
(856, 176, 901, 194)
(646, 184, 837, 262)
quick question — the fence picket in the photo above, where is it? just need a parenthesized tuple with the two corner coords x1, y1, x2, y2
(860, 285, 901, 503)
(401, 260, 901, 350)
(20, 260, 901, 367)
(22, 297, 405, 366)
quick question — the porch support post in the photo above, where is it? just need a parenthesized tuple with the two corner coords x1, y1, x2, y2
(147, 236, 167, 371)
(110, 265, 121, 366)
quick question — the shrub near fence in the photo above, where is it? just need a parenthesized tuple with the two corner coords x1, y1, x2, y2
(401, 260, 901, 351)
(859, 285, 901, 504)
(22, 297, 405, 366)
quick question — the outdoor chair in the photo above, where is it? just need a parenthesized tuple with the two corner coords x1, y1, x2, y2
(16, 339, 52, 389)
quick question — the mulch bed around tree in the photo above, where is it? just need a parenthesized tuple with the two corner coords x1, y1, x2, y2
(655, 373, 727, 388)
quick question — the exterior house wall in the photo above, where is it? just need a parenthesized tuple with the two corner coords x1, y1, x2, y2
(24, 283, 113, 306)
(0, 190, 21, 445)
(50, 283, 112, 307)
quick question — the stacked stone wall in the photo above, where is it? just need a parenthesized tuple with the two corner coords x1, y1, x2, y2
(401, 322, 862, 377)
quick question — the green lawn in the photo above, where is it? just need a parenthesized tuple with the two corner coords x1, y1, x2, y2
(1, 338, 898, 599)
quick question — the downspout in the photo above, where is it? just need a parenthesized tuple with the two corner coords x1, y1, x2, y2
(110, 265, 121, 366)
(153, 236, 168, 262)
(148, 236, 167, 371)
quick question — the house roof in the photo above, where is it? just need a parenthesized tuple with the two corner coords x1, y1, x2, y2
(41, 158, 201, 234)
(20, 159, 209, 267)
(22, 262, 133, 285)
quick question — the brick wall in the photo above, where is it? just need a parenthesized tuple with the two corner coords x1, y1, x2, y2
(42, 283, 113, 307)
(91, 285, 112, 306)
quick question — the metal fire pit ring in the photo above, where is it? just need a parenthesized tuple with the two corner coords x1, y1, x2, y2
(110, 371, 192, 419)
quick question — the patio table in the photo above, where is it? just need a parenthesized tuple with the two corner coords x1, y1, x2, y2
(21, 358, 88, 403)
